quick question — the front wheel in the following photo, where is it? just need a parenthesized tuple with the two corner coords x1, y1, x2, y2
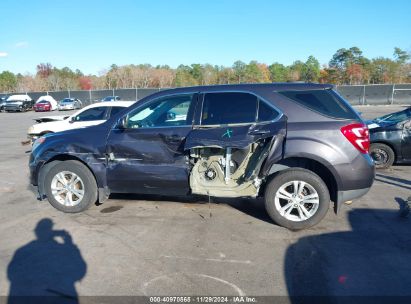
(44, 160, 98, 213)
(370, 143, 395, 169)
(264, 168, 330, 230)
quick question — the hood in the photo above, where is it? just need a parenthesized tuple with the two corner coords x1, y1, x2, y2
(6, 101, 23, 105)
(34, 124, 108, 154)
(34, 115, 68, 123)
(366, 119, 398, 131)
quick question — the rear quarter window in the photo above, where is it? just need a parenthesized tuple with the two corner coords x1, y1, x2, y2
(278, 89, 357, 119)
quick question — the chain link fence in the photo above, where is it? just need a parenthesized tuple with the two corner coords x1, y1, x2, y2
(1, 85, 411, 106)
(336, 84, 411, 105)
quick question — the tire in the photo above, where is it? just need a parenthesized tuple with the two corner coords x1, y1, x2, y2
(370, 143, 395, 169)
(44, 160, 98, 213)
(264, 168, 330, 230)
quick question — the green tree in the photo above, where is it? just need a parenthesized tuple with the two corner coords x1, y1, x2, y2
(174, 65, 197, 87)
(268, 63, 288, 82)
(301, 56, 320, 82)
(243, 61, 266, 83)
(329, 47, 364, 68)
(232, 60, 246, 83)
(0, 71, 17, 92)
(288, 60, 305, 81)
(393, 47, 410, 64)
(369, 57, 397, 83)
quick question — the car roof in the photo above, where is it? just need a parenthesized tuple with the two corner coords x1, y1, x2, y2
(138, 83, 334, 102)
(7, 94, 32, 100)
(159, 83, 332, 93)
(84, 101, 134, 109)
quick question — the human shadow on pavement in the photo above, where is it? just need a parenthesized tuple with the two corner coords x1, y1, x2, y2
(284, 208, 411, 304)
(7, 218, 87, 304)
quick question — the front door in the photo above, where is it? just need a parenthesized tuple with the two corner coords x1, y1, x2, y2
(106, 93, 197, 195)
(401, 119, 411, 160)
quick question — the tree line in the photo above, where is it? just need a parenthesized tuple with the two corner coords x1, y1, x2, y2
(0, 46, 410, 93)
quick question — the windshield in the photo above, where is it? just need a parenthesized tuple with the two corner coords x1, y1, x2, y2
(375, 108, 411, 123)
(37, 100, 49, 104)
(102, 96, 114, 101)
(61, 99, 74, 104)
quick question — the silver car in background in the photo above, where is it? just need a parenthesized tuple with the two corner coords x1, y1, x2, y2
(58, 98, 82, 111)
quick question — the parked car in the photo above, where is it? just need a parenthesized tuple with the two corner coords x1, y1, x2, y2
(33, 100, 53, 112)
(4, 94, 34, 112)
(0, 95, 8, 112)
(368, 107, 411, 168)
(34, 95, 58, 112)
(101, 96, 121, 102)
(29, 83, 375, 230)
(58, 98, 82, 111)
(27, 101, 134, 143)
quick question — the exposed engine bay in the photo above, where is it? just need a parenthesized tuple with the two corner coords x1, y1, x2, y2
(189, 138, 273, 197)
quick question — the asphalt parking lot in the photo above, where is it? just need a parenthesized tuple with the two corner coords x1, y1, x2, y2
(0, 105, 410, 300)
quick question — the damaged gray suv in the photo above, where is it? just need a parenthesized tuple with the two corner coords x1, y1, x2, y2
(29, 83, 375, 230)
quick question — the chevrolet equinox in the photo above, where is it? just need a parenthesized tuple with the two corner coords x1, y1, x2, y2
(29, 83, 375, 230)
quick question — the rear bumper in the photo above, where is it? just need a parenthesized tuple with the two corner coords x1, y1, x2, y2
(335, 187, 371, 213)
(337, 187, 371, 204)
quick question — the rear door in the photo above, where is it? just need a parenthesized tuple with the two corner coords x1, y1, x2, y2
(185, 92, 286, 176)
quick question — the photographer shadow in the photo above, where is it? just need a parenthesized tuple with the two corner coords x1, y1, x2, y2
(7, 218, 87, 304)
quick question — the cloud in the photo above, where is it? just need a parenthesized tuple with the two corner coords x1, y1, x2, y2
(15, 41, 29, 48)
(0, 52, 8, 57)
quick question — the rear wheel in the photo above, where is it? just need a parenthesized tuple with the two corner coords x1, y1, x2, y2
(44, 160, 98, 213)
(264, 168, 330, 230)
(370, 143, 395, 169)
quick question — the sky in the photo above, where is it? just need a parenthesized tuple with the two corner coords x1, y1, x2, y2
(0, 0, 410, 75)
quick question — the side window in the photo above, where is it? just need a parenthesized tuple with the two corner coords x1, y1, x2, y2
(278, 89, 357, 119)
(74, 107, 107, 122)
(257, 100, 280, 122)
(109, 106, 126, 118)
(125, 94, 193, 128)
(201, 92, 257, 125)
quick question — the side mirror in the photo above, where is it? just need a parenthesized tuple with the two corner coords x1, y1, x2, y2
(69, 116, 76, 124)
(166, 111, 176, 121)
(404, 120, 411, 129)
(117, 116, 127, 129)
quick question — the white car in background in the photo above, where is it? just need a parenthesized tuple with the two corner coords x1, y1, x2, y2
(27, 101, 134, 142)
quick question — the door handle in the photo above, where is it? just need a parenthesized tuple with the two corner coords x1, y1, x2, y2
(166, 135, 183, 142)
(248, 129, 271, 136)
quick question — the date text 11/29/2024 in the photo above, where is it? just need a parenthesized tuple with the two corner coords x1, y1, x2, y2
(149, 296, 257, 303)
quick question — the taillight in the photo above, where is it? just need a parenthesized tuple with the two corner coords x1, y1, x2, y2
(340, 123, 370, 154)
